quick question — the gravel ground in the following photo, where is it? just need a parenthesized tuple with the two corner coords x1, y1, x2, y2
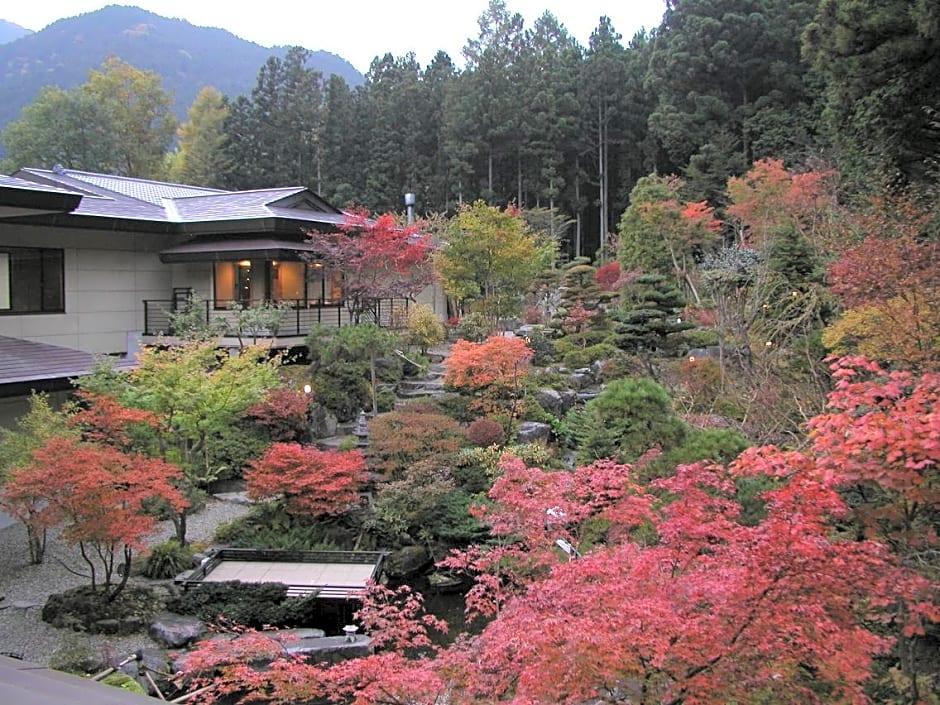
(0, 497, 251, 667)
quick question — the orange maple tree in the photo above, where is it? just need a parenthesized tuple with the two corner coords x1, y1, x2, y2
(444, 335, 532, 408)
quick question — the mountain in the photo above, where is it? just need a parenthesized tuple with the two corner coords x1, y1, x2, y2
(0, 5, 363, 136)
(0, 20, 31, 44)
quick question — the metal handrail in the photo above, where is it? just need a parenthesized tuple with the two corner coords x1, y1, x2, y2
(142, 298, 410, 337)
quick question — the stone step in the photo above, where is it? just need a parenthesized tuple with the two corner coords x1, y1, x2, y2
(397, 387, 445, 399)
(398, 378, 445, 390)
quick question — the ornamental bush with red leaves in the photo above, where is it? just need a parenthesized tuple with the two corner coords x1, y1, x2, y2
(246, 387, 311, 443)
(244, 442, 366, 517)
(466, 417, 505, 447)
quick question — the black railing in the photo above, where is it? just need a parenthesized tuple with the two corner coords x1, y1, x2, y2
(142, 298, 411, 339)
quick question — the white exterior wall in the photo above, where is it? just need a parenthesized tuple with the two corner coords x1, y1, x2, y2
(0, 222, 180, 355)
(168, 262, 212, 300)
(413, 278, 448, 320)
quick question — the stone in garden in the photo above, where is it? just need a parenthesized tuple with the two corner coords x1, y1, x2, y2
(149, 612, 206, 648)
(516, 421, 551, 444)
(568, 372, 593, 390)
(384, 545, 431, 578)
(534, 389, 564, 415)
(309, 404, 338, 439)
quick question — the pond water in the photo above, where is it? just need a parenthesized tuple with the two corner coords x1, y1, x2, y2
(389, 574, 475, 647)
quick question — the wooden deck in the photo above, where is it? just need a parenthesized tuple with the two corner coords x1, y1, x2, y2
(176, 548, 388, 599)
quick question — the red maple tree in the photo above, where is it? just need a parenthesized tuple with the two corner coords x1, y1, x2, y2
(439, 451, 903, 704)
(2, 435, 185, 600)
(305, 210, 435, 323)
(726, 157, 836, 249)
(807, 355, 940, 688)
(244, 442, 366, 516)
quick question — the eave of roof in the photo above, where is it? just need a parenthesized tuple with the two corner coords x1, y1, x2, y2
(0, 336, 136, 395)
(0, 175, 83, 219)
(0, 655, 156, 704)
(160, 238, 323, 263)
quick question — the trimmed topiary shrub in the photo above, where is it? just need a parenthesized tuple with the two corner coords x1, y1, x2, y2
(559, 342, 619, 369)
(166, 581, 323, 628)
(466, 417, 505, 447)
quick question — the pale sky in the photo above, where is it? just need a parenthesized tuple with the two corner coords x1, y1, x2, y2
(3, 1, 667, 74)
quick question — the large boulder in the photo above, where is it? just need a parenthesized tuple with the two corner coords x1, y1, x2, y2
(384, 546, 431, 579)
(516, 422, 552, 444)
(567, 372, 594, 390)
(149, 612, 205, 648)
(534, 388, 579, 415)
(309, 403, 338, 439)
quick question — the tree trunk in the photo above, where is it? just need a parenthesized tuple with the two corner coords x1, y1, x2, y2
(370, 355, 378, 416)
(26, 524, 46, 564)
(174, 508, 189, 547)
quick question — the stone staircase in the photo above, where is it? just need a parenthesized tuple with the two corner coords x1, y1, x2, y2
(394, 346, 449, 405)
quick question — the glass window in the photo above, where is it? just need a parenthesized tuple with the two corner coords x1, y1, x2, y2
(214, 261, 254, 307)
(273, 261, 305, 301)
(0, 247, 64, 314)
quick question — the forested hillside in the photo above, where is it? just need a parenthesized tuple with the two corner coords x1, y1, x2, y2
(0, 20, 30, 45)
(0, 5, 362, 133)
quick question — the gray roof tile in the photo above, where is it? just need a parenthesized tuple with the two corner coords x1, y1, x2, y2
(11, 167, 346, 228)
(0, 335, 136, 386)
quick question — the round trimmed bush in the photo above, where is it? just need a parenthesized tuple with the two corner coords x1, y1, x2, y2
(466, 417, 505, 447)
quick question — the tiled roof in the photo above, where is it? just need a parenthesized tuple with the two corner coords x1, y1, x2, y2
(61, 170, 225, 205)
(10, 167, 346, 229)
(0, 174, 83, 196)
(0, 335, 136, 387)
(0, 655, 156, 704)
(171, 188, 345, 225)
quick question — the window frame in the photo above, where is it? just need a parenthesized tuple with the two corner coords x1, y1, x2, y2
(0, 246, 65, 315)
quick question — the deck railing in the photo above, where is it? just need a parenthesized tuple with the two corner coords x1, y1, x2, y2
(143, 298, 411, 339)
